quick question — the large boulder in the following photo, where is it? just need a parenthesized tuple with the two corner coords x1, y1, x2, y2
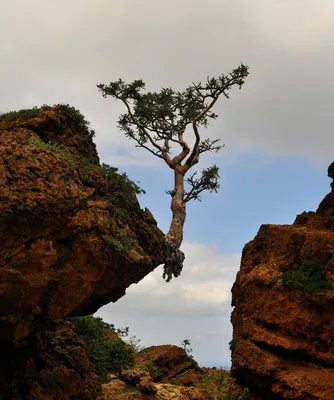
(231, 161, 334, 399)
(135, 345, 200, 382)
(0, 106, 165, 345)
(0, 322, 101, 400)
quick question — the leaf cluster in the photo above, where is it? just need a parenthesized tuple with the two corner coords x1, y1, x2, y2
(68, 316, 135, 383)
(97, 64, 248, 161)
(183, 165, 220, 202)
(98, 64, 249, 205)
(101, 162, 145, 196)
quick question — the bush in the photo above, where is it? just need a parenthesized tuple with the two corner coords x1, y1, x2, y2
(101, 163, 145, 196)
(282, 260, 330, 293)
(229, 338, 239, 354)
(0, 103, 95, 138)
(68, 316, 135, 382)
(103, 230, 138, 253)
(0, 104, 51, 122)
(200, 369, 249, 400)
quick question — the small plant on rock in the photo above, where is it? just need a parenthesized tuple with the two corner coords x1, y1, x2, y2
(282, 260, 330, 293)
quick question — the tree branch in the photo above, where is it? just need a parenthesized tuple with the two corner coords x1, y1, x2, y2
(119, 97, 174, 168)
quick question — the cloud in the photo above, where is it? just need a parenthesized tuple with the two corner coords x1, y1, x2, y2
(97, 241, 240, 365)
(1, 0, 333, 168)
(98, 242, 240, 317)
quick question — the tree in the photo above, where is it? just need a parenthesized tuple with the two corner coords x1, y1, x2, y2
(181, 339, 193, 358)
(97, 64, 249, 281)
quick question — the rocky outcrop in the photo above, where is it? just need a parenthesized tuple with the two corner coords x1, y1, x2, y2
(98, 345, 252, 400)
(134, 345, 200, 383)
(0, 105, 166, 399)
(231, 161, 334, 399)
(0, 321, 101, 400)
(0, 105, 165, 346)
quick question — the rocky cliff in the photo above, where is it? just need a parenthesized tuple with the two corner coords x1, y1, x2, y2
(0, 105, 165, 399)
(231, 161, 334, 400)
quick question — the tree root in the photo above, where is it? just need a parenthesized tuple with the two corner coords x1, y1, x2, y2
(163, 236, 185, 282)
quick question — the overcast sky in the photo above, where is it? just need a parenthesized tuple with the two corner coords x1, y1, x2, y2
(1, 0, 333, 366)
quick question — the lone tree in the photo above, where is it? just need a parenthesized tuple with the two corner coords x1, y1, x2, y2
(97, 63, 249, 281)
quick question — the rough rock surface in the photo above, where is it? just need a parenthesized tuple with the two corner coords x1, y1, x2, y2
(0, 106, 165, 345)
(231, 161, 334, 400)
(98, 345, 252, 400)
(0, 322, 101, 400)
(135, 345, 200, 383)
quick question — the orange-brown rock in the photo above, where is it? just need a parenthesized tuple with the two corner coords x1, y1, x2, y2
(231, 161, 334, 400)
(0, 322, 101, 400)
(96, 343, 253, 400)
(0, 106, 165, 345)
(120, 368, 157, 395)
(135, 345, 200, 382)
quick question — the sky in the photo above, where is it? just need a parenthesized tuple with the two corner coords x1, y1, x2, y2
(1, 0, 333, 367)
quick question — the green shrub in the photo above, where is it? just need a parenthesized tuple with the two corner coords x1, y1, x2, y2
(31, 137, 77, 167)
(101, 163, 145, 196)
(229, 338, 239, 354)
(68, 316, 135, 382)
(103, 230, 138, 253)
(0, 104, 51, 122)
(282, 260, 330, 293)
(0, 104, 95, 138)
(201, 369, 249, 400)
(57, 104, 96, 138)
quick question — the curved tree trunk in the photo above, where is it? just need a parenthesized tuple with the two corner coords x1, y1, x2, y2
(166, 166, 186, 248)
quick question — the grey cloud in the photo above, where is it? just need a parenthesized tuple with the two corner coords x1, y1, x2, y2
(97, 242, 239, 365)
(1, 0, 333, 166)
(1, 0, 332, 365)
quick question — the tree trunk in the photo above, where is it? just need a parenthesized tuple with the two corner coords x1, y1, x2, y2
(166, 166, 186, 248)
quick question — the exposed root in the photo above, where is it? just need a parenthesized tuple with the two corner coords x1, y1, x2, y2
(163, 236, 185, 282)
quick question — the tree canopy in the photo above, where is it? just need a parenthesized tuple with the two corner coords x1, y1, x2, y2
(98, 64, 249, 281)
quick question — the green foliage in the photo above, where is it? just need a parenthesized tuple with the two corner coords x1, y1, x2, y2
(183, 165, 220, 202)
(145, 361, 158, 375)
(97, 64, 248, 143)
(31, 139, 145, 212)
(229, 338, 239, 354)
(125, 335, 145, 353)
(0, 104, 51, 122)
(181, 339, 193, 359)
(97, 65, 249, 203)
(98, 66, 249, 284)
(0, 104, 95, 138)
(57, 104, 96, 138)
(282, 260, 330, 293)
(101, 163, 145, 196)
(68, 316, 135, 382)
(201, 369, 249, 400)
(31, 136, 77, 167)
(103, 230, 138, 253)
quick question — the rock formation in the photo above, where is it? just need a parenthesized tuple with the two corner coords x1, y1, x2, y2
(231, 161, 334, 400)
(98, 344, 251, 400)
(0, 105, 165, 399)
